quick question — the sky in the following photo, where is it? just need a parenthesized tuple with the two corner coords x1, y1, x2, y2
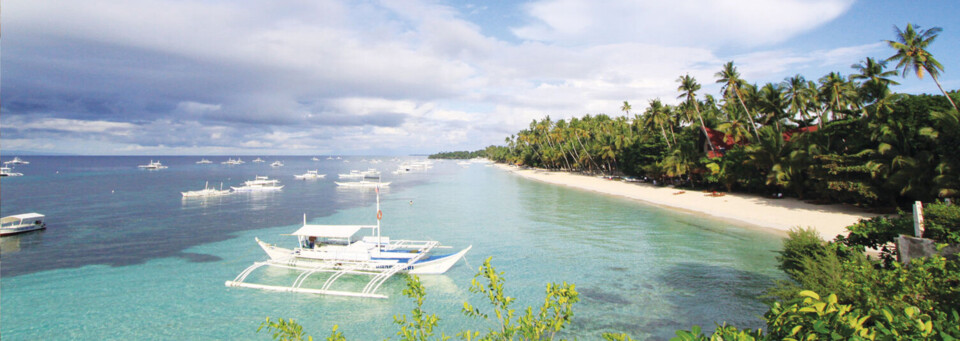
(2, 0, 958, 155)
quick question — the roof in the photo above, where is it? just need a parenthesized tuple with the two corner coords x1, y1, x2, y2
(291, 224, 376, 238)
(1, 213, 44, 223)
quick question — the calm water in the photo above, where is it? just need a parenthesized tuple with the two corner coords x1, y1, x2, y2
(0, 156, 784, 340)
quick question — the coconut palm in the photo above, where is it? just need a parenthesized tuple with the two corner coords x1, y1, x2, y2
(886, 23, 958, 113)
(782, 75, 816, 126)
(621, 101, 632, 116)
(677, 74, 716, 152)
(850, 57, 900, 105)
(715, 61, 760, 140)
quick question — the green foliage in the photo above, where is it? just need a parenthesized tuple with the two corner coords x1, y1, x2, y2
(394, 275, 449, 341)
(459, 257, 580, 341)
(922, 202, 960, 243)
(429, 150, 486, 159)
(258, 317, 314, 341)
(776, 227, 828, 275)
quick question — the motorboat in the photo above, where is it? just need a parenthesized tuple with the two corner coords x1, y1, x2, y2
(335, 176, 390, 188)
(231, 176, 283, 192)
(196, 158, 213, 164)
(338, 169, 379, 179)
(1, 213, 46, 236)
(312, 157, 320, 161)
(225, 184, 470, 298)
(270, 161, 284, 167)
(0, 167, 24, 177)
(294, 170, 326, 180)
(4, 157, 29, 165)
(138, 160, 168, 170)
(182, 181, 232, 198)
(253, 158, 265, 163)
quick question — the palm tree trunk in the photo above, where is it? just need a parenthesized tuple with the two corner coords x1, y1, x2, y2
(931, 74, 959, 113)
(735, 88, 761, 140)
(692, 101, 716, 152)
(658, 123, 672, 148)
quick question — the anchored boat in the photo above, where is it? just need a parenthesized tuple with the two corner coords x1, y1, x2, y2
(225, 184, 470, 298)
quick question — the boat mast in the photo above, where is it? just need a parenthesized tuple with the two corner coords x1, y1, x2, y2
(376, 179, 382, 248)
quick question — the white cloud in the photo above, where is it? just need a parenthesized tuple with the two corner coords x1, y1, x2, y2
(513, 0, 856, 47)
(3, 0, 872, 154)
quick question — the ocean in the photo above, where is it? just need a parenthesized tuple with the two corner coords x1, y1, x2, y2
(0, 156, 784, 340)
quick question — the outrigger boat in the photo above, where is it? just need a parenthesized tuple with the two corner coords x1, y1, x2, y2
(1, 213, 46, 236)
(225, 184, 470, 298)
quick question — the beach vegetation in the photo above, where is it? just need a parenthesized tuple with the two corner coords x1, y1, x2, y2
(480, 22, 958, 211)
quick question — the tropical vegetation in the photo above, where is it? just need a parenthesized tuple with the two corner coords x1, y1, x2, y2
(481, 23, 958, 209)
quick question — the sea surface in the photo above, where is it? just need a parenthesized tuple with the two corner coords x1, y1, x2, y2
(0, 156, 785, 340)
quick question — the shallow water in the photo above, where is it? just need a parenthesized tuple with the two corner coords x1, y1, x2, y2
(1, 156, 784, 340)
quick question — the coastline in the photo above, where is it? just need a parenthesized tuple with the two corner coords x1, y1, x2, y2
(495, 164, 878, 239)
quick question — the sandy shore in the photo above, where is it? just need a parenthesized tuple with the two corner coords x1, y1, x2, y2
(496, 164, 877, 239)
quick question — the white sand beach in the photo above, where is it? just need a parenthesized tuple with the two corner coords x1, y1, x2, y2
(496, 164, 877, 239)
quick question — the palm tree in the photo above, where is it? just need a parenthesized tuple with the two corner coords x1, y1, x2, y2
(850, 57, 900, 105)
(677, 74, 716, 152)
(782, 75, 816, 126)
(645, 99, 673, 148)
(621, 101, 632, 116)
(715, 61, 760, 140)
(886, 23, 958, 113)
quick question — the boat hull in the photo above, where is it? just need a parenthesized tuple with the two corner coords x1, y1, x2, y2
(255, 238, 470, 275)
(0, 224, 46, 236)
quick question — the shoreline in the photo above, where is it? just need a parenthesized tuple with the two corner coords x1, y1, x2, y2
(495, 164, 878, 239)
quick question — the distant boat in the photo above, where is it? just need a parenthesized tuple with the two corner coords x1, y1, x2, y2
(138, 160, 168, 170)
(0, 167, 23, 177)
(338, 169, 379, 179)
(294, 170, 326, 180)
(196, 158, 213, 164)
(270, 161, 284, 167)
(335, 176, 390, 188)
(231, 176, 283, 192)
(326, 156, 334, 160)
(222, 158, 242, 165)
(3, 157, 29, 165)
(336, 156, 342, 160)
(1, 213, 46, 236)
(252, 158, 265, 163)
(182, 182, 231, 198)
(312, 157, 320, 161)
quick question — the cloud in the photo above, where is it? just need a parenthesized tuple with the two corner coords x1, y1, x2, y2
(513, 0, 856, 47)
(1, 0, 870, 155)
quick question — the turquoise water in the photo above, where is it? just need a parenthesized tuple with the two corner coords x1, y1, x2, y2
(1, 157, 784, 340)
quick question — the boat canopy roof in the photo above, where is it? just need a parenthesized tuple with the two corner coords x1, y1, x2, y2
(1, 213, 44, 223)
(292, 224, 376, 238)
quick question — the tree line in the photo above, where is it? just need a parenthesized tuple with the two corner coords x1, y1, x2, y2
(482, 23, 959, 209)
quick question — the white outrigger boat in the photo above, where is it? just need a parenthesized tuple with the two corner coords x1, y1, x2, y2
(4, 157, 29, 165)
(1, 167, 24, 177)
(294, 170, 326, 180)
(231, 175, 283, 192)
(335, 179, 391, 188)
(1, 213, 46, 236)
(225, 185, 470, 298)
(270, 161, 285, 167)
(182, 181, 232, 198)
(252, 157, 265, 163)
(196, 158, 213, 164)
(138, 160, 168, 169)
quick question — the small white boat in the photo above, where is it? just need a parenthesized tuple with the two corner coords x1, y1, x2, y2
(231, 176, 283, 192)
(182, 181, 232, 198)
(294, 170, 326, 180)
(335, 176, 391, 188)
(312, 157, 320, 161)
(138, 160, 168, 170)
(253, 158, 265, 163)
(0, 167, 24, 177)
(196, 158, 213, 164)
(326, 156, 334, 160)
(338, 169, 379, 179)
(336, 156, 342, 160)
(225, 184, 470, 299)
(1, 213, 46, 236)
(3, 157, 29, 165)
(270, 161, 284, 167)
(222, 158, 242, 165)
